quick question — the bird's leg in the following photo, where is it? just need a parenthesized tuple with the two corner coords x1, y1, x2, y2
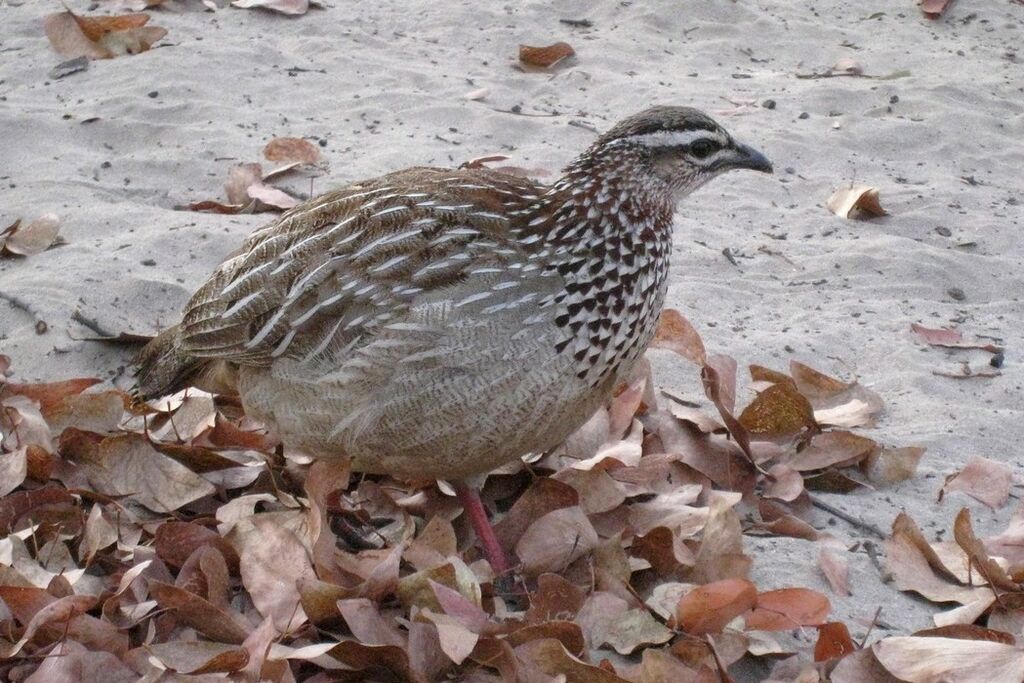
(453, 481, 510, 577)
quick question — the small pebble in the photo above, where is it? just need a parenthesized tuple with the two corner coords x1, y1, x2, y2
(148, 91, 159, 98)
(141, 259, 157, 266)
(990, 352, 1004, 368)
(889, 95, 899, 104)
(935, 226, 952, 237)
(798, 112, 810, 119)
(947, 287, 966, 301)
(762, 99, 777, 109)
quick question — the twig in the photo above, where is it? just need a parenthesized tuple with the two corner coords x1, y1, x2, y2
(0, 289, 47, 332)
(490, 107, 561, 118)
(810, 496, 887, 539)
(559, 17, 593, 27)
(71, 310, 114, 337)
(568, 119, 600, 134)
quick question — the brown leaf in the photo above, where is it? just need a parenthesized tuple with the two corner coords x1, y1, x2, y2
(763, 464, 805, 502)
(181, 199, 247, 214)
(44, 10, 166, 60)
(2, 377, 101, 412)
(692, 493, 750, 583)
(247, 182, 300, 210)
(526, 573, 585, 623)
(911, 323, 1001, 353)
(675, 578, 758, 635)
(1, 214, 61, 256)
(0, 447, 27, 497)
(1, 593, 96, 657)
(83, 433, 216, 511)
(518, 42, 576, 69)
(231, 0, 309, 15)
(145, 641, 249, 674)
(576, 592, 673, 654)
(818, 545, 850, 596)
(150, 580, 251, 644)
(263, 137, 321, 165)
(228, 513, 316, 632)
(865, 445, 926, 485)
(920, 0, 954, 18)
(814, 622, 856, 661)
(515, 506, 597, 575)
(826, 184, 888, 219)
(745, 588, 830, 631)
(155, 521, 241, 573)
(738, 381, 817, 439)
(225, 163, 264, 205)
(22, 640, 136, 683)
(651, 309, 707, 365)
(787, 430, 876, 471)
(514, 638, 629, 682)
(493, 477, 578, 552)
(943, 455, 1013, 509)
(915, 624, 1016, 645)
(337, 598, 405, 646)
(874, 636, 1024, 682)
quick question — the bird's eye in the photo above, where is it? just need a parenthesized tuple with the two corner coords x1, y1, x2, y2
(688, 139, 720, 159)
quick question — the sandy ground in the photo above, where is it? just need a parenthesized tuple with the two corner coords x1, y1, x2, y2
(3, 0, 1023, 647)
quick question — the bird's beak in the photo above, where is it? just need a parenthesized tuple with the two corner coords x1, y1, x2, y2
(726, 142, 774, 174)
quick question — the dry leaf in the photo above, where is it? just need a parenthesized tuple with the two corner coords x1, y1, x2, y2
(874, 636, 1024, 682)
(1, 214, 61, 256)
(920, 0, 954, 18)
(515, 506, 597, 575)
(942, 455, 1013, 509)
(675, 578, 758, 635)
(814, 622, 856, 661)
(651, 308, 707, 365)
(745, 588, 831, 631)
(826, 184, 888, 219)
(519, 42, 576, 68)
(231, 0, 309, 15)
(263, 137, 321, 165)
(44, 10, 166, 60)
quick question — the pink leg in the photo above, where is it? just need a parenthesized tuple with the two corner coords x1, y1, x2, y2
(453, 482, 510, 576)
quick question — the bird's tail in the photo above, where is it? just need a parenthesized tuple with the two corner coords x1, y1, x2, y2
(133, 325, 203, 400)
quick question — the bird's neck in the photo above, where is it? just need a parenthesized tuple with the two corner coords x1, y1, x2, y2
(513, 148, 678, 386)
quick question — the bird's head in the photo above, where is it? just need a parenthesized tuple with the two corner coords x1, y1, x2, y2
(587, 105, 773, 199)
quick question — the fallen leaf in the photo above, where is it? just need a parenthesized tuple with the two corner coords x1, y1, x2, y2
(515, 506, 597, 575)
(519, 42, 576, 69)
(832, 57, 864, 75)
(651, 308, 707, 365)
(231, 0, 309, 15)
(1, 214, 61, 256)
(911, 323, 1001, 353)
(826, 184, 887, 219)
(814, 622, 856, 661)
(745, 588, 831, 631)
(263, 137, 321, 165)
(738, 381, 817, 440)
(787, 431, 876, 471)
(914, 624, 1016, 644)
(675, 578, 758, 635)
(225, 163, 264, 205)
(245, 182, 299, 210)
(942, 455, 1013, 509)
(864, 446, 926, 485)
(514, 638, 628, 682)
(82, 433, 216, 512)
(874, 636, 1024, 682)
(920, 0, 954, 18)
(228, 513, 315, 632)
(44, 10, 166, 60)
(818, 546, 850, 596)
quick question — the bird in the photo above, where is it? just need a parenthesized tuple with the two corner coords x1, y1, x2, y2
(135, 105, 773, 577)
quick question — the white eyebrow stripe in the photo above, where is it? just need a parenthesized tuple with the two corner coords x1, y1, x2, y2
(622, 130, 728, 148)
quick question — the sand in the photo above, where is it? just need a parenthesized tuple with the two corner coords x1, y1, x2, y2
(2, 0, 1023, 645)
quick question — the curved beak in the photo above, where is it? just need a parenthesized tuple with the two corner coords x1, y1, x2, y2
(728, 142, 773, 173)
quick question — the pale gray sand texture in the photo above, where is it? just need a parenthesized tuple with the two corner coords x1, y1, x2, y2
(2, 0, 1023, 640)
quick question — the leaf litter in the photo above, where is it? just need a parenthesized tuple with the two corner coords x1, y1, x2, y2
(1, 308, 1019, 681)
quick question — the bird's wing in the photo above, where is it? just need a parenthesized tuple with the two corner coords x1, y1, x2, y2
(178, 167, 553, 366)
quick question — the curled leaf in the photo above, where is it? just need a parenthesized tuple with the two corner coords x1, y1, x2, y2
(519, 42, 576, 68)
(826, 184, 888, 219)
